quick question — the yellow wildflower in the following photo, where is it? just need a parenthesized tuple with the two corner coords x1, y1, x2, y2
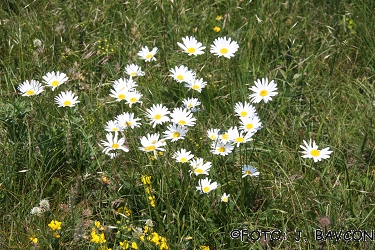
(48, 220, 62, 231)
(213, 26, 221, 32)
(141, 175, 152, 185)
(30, 237, 38, 244)
(215, 15, 223, 20)
(148, 196, 156, 207)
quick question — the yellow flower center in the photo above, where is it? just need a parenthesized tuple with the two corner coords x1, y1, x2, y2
(180, 157, 187, 162)
(130, 97, 137, 103)
(209, 135, 217, 140)
(240, 111, 247, 117)
(310, 149, 320, 157)
(235, 137, 244, 143)
(220, 48, 228, 54)
(154, 114, 162, 120)
(146, 54, 153, 59)
(246, 170, 252, 175)
(218, 147, 225, 153)
(187, 47, 196, 53)
(222, 197, 228, 202)
(51, 80, 59, 87)
(246, 123, 254, 129)
(221, 134, 229, 140)
(63, 100, 72, 106)
(192, 85, 200, 90)
(26, 90, 35, 96)
(130, 72, 136, 76)
(177, 75, 184, 80)
(178, 120, 186, 125)
(260, 90, 268, 97)
(112, 127, 118, 131)
(195, 168, 203, 174)
(172, 132, 180, 138)
(145, 145, 156, 151)
(112, 143, 119, 149)
(126, 121, 133, 126)
(118, 93, 126, 99)
(203, 187, 210, 193)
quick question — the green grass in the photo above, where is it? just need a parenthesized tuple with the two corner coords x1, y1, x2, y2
(1, 0, 375, 249)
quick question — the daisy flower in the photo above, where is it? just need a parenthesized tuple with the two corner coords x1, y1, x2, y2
(182, 97, 201, 110)
(54, 90, 80, 107)
(234, 101, 257, 118)
(218, 130, 231, 144)
(18, 80, 44, 96)
(221, 193, 230, 202)
(125, 63, 145, 77)
(104, 119, 122, 132)
(163, 124, 188, 142)
(113, 78, 137, 92)
(299, 139, 333, 162)
(116, 112, 142, 129)
(145, 104, 170, 128)
(189, 158, 212, 176)
(138, 133, 165, 153)
(101, 132, 129, 155)
(177, 36, 206, 56)
(227, 126, 253, 147)
(109, 87, 128, 102)
(248, 78, 278, 103)
(172, 148, 194, 163)
(170, 107, 196, 127)
(138, 46, 158, 62)
(169, 65, 195, 83)
(42, 71, 68, 91)
(207, 128, 220, 141)
(210, 37, 239, 58)
(125, 91, 143, 108)
(184, 77, 207, 93)
(239, 116, 262, 135)
(196, 177, 218, 194)
(242, 165, 260, 178)
(210, 141, 234, 156)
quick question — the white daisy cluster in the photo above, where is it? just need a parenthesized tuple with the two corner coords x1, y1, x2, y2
(109, 77, 143, 107)
(169, 36, 240, 93)
(177, 36, 239, 59)
(17, 71, 80, 108)
(171, 148, 218, 195)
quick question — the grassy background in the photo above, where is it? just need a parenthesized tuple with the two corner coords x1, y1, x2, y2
(1, 0, 375, 249)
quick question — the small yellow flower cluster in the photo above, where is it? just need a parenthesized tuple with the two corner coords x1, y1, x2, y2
(96, 38, 117, 55)
(91, 221, 107, 244)
(213, 15, 222, 32)
(200, 246, 210, 250)
(347, 18, 355, 33)
(149, 151, 164, 161)
(117, 206, 131, 217)
(101, 175, 111, 185)
(147, 232, 169, 250)
(142, 175, 156, 207)
(48, 220, 62, 238)
(119, 240, 138, 249)
(30, 237, 38, 244)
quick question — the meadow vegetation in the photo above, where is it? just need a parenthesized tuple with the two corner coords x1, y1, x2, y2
(0, 0, 375, 249)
